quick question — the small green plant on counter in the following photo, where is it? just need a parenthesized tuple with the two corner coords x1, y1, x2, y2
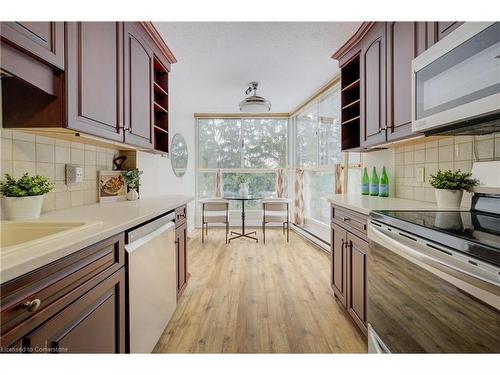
(121, 169, 143, 190)
(236, 174, 248, 184)
(0, 173, 54, 197)
(429, 169, 479, 191)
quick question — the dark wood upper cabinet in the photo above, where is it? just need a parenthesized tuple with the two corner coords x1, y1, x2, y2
(331, 222, 348, 307)
(425, 22, 465, 50)
(66, 22, 124, 142)
(346, 233, 367, 336)
(0, 22, 64, 69)
(360, 22, 386, 148)
(385, 22, 420, 142)
(123, 23, 154, 149)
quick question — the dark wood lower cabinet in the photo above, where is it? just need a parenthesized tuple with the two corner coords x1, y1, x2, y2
(331, 222, 348, 307)
(346, 233, 368, 336)
(331, 204, 368, 336)
(0, 234, 126, 354)
(23, 269, 125, 353)
(175, 221, 188, 297)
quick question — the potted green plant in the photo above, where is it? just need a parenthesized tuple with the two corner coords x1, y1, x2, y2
(237, 174, 249, 198)
(0, 173, 54, 220)
(121, 169, 143, 201)
(429, 169, 479, 209)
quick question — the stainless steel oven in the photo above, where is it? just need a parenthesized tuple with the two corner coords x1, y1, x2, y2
(411, 22, 500, 135)
(367, 220, 500, 353)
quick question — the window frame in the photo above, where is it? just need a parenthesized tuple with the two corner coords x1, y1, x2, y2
(195, 117, 289, 223)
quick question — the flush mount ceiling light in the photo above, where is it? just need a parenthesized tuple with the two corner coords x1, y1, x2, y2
(239, 81, 271, 113)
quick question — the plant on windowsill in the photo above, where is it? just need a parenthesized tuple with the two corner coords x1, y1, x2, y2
(429, 169, 479, 209)
(237, 174, 249, 198)
(121, 169, 143, 201)
(0, 173, 55, 220)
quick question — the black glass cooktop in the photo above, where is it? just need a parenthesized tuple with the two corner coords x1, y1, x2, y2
(370, 210, 500, 266)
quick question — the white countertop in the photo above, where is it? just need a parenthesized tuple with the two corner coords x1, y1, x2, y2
(1, 195, 193, 283)
(328, 194, 447, 216)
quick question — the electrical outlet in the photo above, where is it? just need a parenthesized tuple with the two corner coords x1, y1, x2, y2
(416, 167, 425, 183)
(65, 164, 84, 185)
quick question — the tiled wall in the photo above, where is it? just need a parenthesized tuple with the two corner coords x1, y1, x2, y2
(393, 134, 500, 204)
(1, 129, 119, 213)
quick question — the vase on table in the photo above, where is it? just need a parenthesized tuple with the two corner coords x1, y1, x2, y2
(239, 183, 249, 198)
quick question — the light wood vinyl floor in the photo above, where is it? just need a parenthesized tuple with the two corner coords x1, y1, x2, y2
(153, 228, 367, 353)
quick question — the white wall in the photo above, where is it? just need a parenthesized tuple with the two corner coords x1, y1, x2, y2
(136, 66, 197, 234)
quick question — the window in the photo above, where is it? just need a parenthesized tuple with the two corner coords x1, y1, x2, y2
(196, 118, 288, 220)
(294, 85, 342, 228)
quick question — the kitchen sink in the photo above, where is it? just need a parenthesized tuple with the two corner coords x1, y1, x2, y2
(0, 221, 101, 250)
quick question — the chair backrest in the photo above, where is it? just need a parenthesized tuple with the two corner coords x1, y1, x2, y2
(262, 199, 289, 213)
(203, 202, 229, 211)
(263, 202, 288, 211)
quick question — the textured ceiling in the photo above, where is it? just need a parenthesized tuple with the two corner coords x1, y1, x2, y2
(154, 22, 360, 114)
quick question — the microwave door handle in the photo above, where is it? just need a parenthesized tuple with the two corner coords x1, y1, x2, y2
(368, 223, 500, 308)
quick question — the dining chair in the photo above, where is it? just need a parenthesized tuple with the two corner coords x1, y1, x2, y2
(262, 198, 290, 243)
(200, 198, 230, 244)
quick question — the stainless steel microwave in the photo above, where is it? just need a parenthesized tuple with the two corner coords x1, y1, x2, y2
(412, 22, 500, 135)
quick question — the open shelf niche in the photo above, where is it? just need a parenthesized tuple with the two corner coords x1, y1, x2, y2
(340, 54, 361, 151)
(153, 56, 169, 153)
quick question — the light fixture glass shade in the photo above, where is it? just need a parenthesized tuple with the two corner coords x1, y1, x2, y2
(239, 96, 272, 112)
(239, 81, 271, 112)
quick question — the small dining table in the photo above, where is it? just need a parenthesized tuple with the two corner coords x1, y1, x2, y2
(224, 195, 261, 242)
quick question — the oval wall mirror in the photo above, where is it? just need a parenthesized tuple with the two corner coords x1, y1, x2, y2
(171, 133, 188, 177)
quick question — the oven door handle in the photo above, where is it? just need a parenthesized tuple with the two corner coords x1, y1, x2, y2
(368, 223, 500, 309)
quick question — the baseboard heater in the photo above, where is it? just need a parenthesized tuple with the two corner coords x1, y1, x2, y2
(291, 224, 331, 253)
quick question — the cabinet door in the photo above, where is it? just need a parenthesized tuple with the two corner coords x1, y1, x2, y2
(123, 23, 154, 149)
(360, 22, 386, 148)
(331, 223, 348, 307)
(175, 221, 188, 297)
(426, 22, 464, 48)
(23, 269, 126, 353)
(66, 22, 124, 142)
(385, 22, 420, 142)
(346, 233, 368, 335)
(0, 22, 64, 69)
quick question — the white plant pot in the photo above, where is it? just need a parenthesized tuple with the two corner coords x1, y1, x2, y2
(3, 195, 44, 220)
(239, 183, 249, 198)
(126, 188, 139, 201)
(435, 189, 463, 209)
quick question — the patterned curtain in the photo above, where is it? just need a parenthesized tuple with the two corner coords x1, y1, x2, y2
(215, 169, 223, 198)
(334, 164, 343, 194)
(294, 169, 305, 225)
(276, 168, 285, 198)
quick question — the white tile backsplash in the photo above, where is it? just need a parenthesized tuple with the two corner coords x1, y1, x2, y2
(1, 130, 119, 213)
(391, 134, 499, 205)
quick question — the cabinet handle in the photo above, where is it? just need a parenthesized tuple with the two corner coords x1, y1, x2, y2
(22, 299, 41, 312)
(120, 125, 131, 132)
(381, 125, 388, 131)
(342, 217, 350, 222)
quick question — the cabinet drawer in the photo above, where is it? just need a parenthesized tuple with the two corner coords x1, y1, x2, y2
(175, 205, 187, 227)
(332, 205, 368, 237)
(0, 233, 124, 347)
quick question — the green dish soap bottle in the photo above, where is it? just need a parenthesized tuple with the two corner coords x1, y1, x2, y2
(370, 167, 379, 196)
(361, 167, 369, 195)
(380, 166, 389, 197)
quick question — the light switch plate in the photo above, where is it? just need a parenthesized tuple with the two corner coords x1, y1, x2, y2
(416, 167, 425, 183)
(65, 164, 84, 185)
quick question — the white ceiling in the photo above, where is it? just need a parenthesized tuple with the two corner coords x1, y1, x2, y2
(154, 22, 360, 114)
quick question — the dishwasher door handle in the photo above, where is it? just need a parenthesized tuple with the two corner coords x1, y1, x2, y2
(126, 221, 175, 253)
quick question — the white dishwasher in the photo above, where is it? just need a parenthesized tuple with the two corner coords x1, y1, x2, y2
(125, 212, 177, 353)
